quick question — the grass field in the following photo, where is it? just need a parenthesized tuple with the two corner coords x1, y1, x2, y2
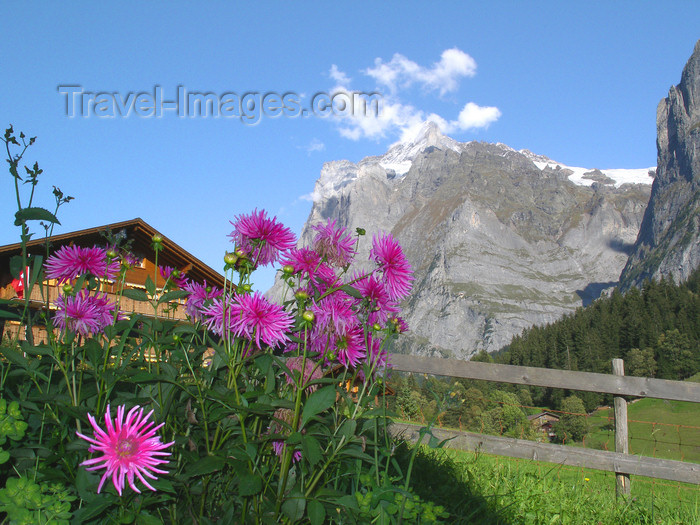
(582, 397, 700, 464)
(404, 445, 700, 524)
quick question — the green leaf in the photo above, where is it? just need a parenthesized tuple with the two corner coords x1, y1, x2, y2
(136, 513, 163, 525)
(301, 385, 336, 428)
(158, 290, 190, 304)
(9, 256, 23, 281)
(0, 309, 20, 320)
(184, 455, 225, 478)
(121, 288, 148, 302)
(340, 284, 363, 299)
(338, 419, 357, 441)
(238, 473, 262, 497)
(281, 492, 306, 522)
(14, 207, 60, 226)
(145, 275, 156, 296)
(307, 499, 326, 525)
(301, 435, 323, 466)
(0, 347, 28, 368)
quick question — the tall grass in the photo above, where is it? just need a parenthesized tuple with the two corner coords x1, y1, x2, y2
(397, 444, 699, 524)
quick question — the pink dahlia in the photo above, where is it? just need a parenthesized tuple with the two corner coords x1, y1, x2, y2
(280, 248, 337, 288)
(312, 218, 355, 267)
(229, 291, 294, 350)
(200, 295, 239, 336)
(309, 293, 366, 368)
(76, 404, 174, 496)
(228, 209, 296, 267)
(183, 280, 223, 321)
(45, 245, 120, 283)
(53, 289, 121, 337)
(369, 233, 413, 301)
(159, 265, 187, 289)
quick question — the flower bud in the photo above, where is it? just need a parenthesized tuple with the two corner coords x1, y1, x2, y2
(152, 234, 163, 244)
(302, 310, 315, 322)
(295, 290, 309, 301)
(224, 252, 237, 265)
(282, 264, 295, 275)
(372, 323, 382, 331)
(62, 284, 73, 294)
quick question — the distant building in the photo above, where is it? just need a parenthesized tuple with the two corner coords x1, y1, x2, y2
(0, 218, 224, 343)
(527, 411, 560, 439)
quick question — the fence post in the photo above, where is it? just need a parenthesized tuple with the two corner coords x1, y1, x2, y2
(612, 358, 631, 498)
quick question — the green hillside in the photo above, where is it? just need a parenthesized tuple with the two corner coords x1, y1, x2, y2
(583, 396, 700, 463)
(499, 266, 700, 410)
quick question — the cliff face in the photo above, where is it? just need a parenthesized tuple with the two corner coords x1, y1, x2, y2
(284, 122, 651, 359)
(620, 40, 700, 290)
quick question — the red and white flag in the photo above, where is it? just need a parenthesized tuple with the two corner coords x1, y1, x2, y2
(10, 266, 30, 299)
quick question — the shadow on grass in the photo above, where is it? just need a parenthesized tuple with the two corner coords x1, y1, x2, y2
(393, 441, 514, 524)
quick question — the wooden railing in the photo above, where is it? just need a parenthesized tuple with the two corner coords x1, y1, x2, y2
(389, 354, 700, 493)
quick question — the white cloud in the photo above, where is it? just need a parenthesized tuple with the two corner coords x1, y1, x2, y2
(329, 64, 351, 86)
(453, 102, 501, 131)
(365, 47, 476, 96)
(327, 48, 500, 142)
(306, 138, 325, 154)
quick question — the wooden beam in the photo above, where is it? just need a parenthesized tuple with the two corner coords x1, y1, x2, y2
(390, 354, 700, 403)
(391, 423, 700, 485)
(612, 359, 631, 497)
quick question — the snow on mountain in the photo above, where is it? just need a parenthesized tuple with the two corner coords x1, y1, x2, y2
(378, 121, 463, 175)
(309, 122, 655, 203)
(521, 151, 655, 188)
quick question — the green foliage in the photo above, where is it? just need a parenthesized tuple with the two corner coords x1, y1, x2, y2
(479, 390, 533, 438)
(501, 268, 700, 408)
(0, 126, 444, 523)
(552, 395, 588, 443)
(0, 477, 74, 525)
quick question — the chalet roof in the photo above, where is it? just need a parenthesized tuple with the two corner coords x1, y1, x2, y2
(0, 218, 224, 289)
(527, 411, 560, 421)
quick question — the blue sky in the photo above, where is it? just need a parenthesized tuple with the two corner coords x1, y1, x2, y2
(1, 3, 698, 290)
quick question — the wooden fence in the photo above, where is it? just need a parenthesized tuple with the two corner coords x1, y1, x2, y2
(388, 354, 700, 493)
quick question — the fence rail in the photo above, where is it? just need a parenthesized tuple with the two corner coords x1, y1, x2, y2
(390, 354, 700, 403)
(389, 354, 700, 487)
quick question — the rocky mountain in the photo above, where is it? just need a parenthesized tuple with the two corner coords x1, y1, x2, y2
(287, 122, 653, 360)
(620, 40, 700, 290)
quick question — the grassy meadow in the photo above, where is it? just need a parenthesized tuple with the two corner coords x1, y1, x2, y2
(403, 445, 699, 524)
(582, 397, 700, 464)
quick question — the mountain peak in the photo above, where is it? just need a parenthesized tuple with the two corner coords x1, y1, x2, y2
(380, 121, 463, 175)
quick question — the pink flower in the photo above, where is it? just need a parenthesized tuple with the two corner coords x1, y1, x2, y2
(159, 265, 187, 289)
(200, 295, 239, 336)
(52, 289, 121, 336)
(45, 245, 120, 283)
(312, 218, 355, 267)
(366, 334, 391, 370)
(369, 233, 413, 301)
(280, 248, 337, 288)
(309, 293, 366, 368)
(228, 209, 296, 267)
(183, 280, 223, 321)
(230, 292, 294, 350)
(200, 292, 293, 351)
(76, 404, 174, 496)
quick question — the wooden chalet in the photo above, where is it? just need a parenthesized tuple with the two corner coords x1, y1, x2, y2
(527, 411, 560, 439)
(0, 218, 225, 343)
